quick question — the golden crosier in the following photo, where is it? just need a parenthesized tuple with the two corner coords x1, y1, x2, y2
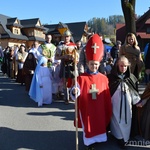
(18, 53, 23, 60)
(66, 48, 79, 62)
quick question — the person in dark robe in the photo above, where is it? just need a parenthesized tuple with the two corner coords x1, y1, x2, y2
(107, 56, 142, 149)
(140, 82, 150, 142)
(110, 40, 122, 63)
(1, 46, 10, 75)
(23, 52, 37, 91)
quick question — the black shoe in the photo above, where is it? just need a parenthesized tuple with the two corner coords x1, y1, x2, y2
(85, 145, 95, 150)
(65, 100, 69, 105)
(52, 94, 58, 100)
(117, 139, 126, 149)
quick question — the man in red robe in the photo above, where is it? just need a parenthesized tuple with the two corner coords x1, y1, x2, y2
(70, 34, 112, 150)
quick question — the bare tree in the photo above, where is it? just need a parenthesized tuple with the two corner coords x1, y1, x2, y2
(121, 0, 136, 35)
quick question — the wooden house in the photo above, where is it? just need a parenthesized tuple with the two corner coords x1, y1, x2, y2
(44, 21, 89, 45)
(0, 14, 45, 49)
(116, 8, 150, 51)
(0, 14, 89, 49)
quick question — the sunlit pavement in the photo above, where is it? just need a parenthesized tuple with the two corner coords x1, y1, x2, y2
(0, 71, 149, 150)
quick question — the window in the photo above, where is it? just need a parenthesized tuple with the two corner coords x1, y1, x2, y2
(147, 27, 150, 33)
(13, 27, 20, 35)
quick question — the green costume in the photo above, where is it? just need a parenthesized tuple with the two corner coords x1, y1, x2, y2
(41, 43, 56, 67)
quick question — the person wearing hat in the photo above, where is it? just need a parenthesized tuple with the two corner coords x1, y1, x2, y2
(70, 34, 112, 150)
(55, 29, 77, 104)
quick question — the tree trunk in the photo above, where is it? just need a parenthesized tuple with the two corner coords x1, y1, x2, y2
(121, 0, 136, 35)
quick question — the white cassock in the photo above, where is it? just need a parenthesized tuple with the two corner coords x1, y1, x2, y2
(110, 81, 140, 142)
(37, 66, 52, 106)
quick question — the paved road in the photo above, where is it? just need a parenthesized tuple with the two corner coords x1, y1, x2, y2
(0, 73, 149, 150)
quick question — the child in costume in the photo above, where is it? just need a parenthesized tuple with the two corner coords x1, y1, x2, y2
(51, 59, 63, 100)
(70, 34, 112, 150)
(107, 56, 142, 149)
(29, 56, 52, 106)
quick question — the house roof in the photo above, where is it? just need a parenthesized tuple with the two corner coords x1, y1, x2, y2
(0, 14, 28, 40)
(44, 21, 87, 42)
(145, 18, 150, 24)
(67, 22, 86, 41)
(116, 8, 150, 42)
(116, 8, 150, 51)
(137, 32, 150, 39)
(6, 17, 23, 28)
(44, 23, 68, 35)
(116, 23, 126, 42)
(0, 14, 46, 42)
(28, 36, 45, 41)
(44, 24, 60, 35)
(47, 29, 60, 35)
(136, 9, 150, 31)
(20, 18, 45, 30)
(44, 24, 57, 31)
(136, 9, 150, 25)
(136, 9, 150, 40)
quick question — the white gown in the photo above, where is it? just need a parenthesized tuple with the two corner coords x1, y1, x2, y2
(37, 66, 52, 106)
(110, 81, 140, 142)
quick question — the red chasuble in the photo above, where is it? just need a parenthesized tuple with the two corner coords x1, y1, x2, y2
(75, 72, 112, 138)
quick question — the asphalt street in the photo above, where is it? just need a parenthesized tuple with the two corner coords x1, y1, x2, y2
(0, 72, 149, 150)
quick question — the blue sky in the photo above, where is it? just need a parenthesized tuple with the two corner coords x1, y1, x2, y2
(0, 0, 149, 24)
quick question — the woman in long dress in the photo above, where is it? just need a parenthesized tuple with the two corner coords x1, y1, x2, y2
(29, 56, 52, 106)
(23, 53, 37, 91)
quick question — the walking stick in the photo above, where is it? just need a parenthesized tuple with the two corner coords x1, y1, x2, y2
(74, 49, 78, 150)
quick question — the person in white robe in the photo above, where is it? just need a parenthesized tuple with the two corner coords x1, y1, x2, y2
(107, 56, 142, 148)
(29, 56, 52, 106)
(29, 41, 41, 61)
(51, 59, 63, 100)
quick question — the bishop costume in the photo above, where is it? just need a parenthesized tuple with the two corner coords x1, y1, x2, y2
(71, 34, 112, 146)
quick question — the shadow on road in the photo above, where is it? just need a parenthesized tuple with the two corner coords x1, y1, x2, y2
(0, 127, 83, 150)
(0, 127, 148, 150)
(0, 76, 75, 110)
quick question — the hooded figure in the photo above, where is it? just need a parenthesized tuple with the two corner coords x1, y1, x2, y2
(107, 56, 141, 148)
(29, 56, 52, 106)
(23, 52, 37, 91)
